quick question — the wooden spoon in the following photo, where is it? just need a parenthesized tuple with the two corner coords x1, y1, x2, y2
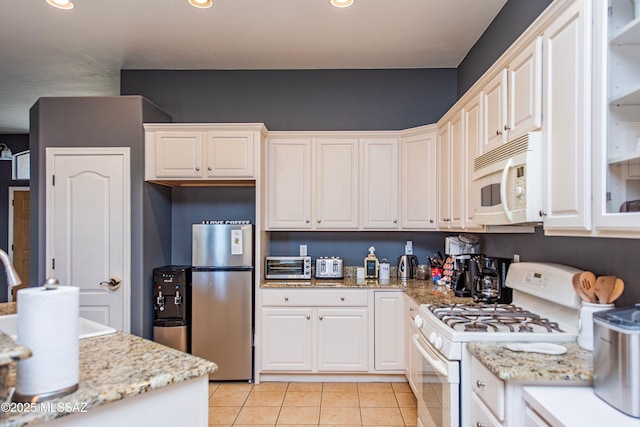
(572, 273, 592, 303)
(607, 278, 625, 304)
(578, 271, 597, 303)
(595, 276, 616, 304)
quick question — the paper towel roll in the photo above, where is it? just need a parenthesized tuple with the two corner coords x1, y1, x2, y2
(15, 286, 79, 400)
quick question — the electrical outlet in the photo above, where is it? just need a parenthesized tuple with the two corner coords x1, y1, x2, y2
(300, 245, 307, 256)
(513, 254, 520, 263)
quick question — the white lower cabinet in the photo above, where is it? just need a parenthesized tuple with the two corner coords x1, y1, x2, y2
(260, 290, 369, 373)
(403, 294, 419, 393)
(374, 291, 404, 371)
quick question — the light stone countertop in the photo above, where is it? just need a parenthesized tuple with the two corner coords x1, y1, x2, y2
(467, 341, 593, 382)
(0, 303, 217, 426)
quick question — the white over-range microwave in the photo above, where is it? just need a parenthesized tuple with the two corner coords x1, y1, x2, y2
(471, 132, 543, 225)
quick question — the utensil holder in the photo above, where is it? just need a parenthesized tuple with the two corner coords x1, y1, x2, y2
(578, 302, 614, 351)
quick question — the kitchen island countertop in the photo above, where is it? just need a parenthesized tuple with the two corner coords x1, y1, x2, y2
(261, 277, 473, 305)
(0, 303, 217, 426)
(467, 341, 593, 382)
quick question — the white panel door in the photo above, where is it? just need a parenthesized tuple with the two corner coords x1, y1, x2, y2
(400, 130, 437, 229)
(315, 139, 359, 229)
(317, 308, 368, 372)
(46, 148, 131, 332)
(374, 291, 404, 371)
(508, 37, 543, 140)
(464, 94, 484, 231)
(362, 138, 399, 229)
(261, 307, 313, 371)
(154, 131, 203, 178)
(437, 123, 452, 229)
(205, 131, 254, 178)
(482, 69, 508, 153)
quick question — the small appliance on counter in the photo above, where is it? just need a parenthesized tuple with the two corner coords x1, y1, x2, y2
(152, 265, 191, 353)
(398, 254, 419, 280)
(593, 305, 640, 418)
(471, 255, 513, 304)
(315, 256, 344, 279)
(446, 234, 481, 297)
(265, 256, 311, 280)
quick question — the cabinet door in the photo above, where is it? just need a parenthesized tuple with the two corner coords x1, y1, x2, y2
(261, 307, 313, 371)
(508, 37, 543, 140)
(205, 131, 254, 178)
(315, 139, 359, 229)
(267, 139, 312, 229)
(463, 94, 484, 231)
(437, 123, 452, 229)
(400, 130, 437, 229)
(542, 1, 591, 231)
(317, 308, 368, 372)
(363, 138, 399, 229)
(449, 111, 464, 229)
(374, 292, 404, 371)
(154, 131, 204, 178)
(482, 70, 508, 154)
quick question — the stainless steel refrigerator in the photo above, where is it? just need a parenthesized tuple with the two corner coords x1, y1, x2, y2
(191, 223, 253, 381)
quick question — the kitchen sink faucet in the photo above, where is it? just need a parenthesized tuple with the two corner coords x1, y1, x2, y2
(0, 249, 22, 289)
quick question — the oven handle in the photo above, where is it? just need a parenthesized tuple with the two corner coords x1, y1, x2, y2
(412, 334, 448, 377)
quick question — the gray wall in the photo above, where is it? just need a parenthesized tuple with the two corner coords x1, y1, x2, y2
(457, 0, 553, 97)
(29, 96, 171, 337)
(0, 134, 29, 299)
(121, 69, 457, 130)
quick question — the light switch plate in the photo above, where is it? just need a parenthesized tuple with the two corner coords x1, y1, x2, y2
(300, 245, 307, 256)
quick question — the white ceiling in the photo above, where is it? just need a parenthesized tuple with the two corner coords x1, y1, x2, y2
(0, 0, 507, 133)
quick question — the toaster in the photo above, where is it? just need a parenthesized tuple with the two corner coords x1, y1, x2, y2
(315, 257, 344, 279)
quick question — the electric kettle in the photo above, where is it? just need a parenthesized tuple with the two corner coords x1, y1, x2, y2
(397, 255, 419, 280)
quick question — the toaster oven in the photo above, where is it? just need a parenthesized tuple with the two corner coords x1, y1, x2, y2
(265, 256, 311, 280)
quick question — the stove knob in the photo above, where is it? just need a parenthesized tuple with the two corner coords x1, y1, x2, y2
(435, 335, 443, 350)
(414, 315, 423, 328)
(429, 332, 436, 344)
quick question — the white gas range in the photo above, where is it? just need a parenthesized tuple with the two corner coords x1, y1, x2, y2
(411, 262, 582, 427)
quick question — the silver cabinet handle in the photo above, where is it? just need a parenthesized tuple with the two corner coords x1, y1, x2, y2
(476, 380, 485, 388)
(284, 297, 289, 301)
(319, 316, 323, 320)
(306, 315, 310, 320)
(504, 124, 511, 131)
(476, 423, 486, 427)
(429, 219, 434, 223)
(207, 167, 212, 171)
(393, 219, 398, 224)
(409, 307, 415, 312)
(539, 210, 547, 217)
(195, 167, 200, 171)
(100, 276, 121, 291)
(317, 219, 321, 223)
(340, 297, 345, 301)
(305, 219, 310, 223)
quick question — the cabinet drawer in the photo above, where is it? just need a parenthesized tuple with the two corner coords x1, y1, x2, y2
(471, 356, 505, 421)
(262, 290, 368, 307)
(471, 392, 503, 427)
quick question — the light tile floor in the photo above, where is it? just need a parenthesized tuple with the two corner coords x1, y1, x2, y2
(208, 381, 418, 426)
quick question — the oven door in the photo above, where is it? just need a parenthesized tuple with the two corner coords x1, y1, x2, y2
(411, 333, 460, 427)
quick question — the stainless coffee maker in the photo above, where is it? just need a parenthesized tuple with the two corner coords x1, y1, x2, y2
(446, 234, 481, 297)
(471, 256, 512, 304)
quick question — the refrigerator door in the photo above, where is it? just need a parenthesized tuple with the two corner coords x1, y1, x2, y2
(192, 224, 253, 267)
(191, 270, 253, 381)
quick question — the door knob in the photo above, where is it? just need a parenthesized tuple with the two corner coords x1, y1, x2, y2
(100, 276, 121, 291)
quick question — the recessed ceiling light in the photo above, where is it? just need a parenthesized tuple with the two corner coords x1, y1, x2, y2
(46, 0, 74, 9)
(330, 0, 354, 8)
(188, 0, 213, 8)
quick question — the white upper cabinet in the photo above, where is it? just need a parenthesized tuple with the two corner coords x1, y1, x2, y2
(438, 111, 465, 230)
(438, 122, 452, 229)
(592, 0, 640, 233)
(315, 138, 360, 229)
(362, 138, 399, 229)
(152, 131, 204, 178)
(144, 124, 264, 183)
(481, 38, 542, 155)
(541, 0, 592, 232)
(400, 126, 438, 229)
(463, 94, 484, 231)
(267, 138, 313, 229)
(205, 131, 254, 178)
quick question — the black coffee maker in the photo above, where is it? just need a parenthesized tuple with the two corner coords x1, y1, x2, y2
(451, 255, 478, 297)
(471, 255, 512, 304)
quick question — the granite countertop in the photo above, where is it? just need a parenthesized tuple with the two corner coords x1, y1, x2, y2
(0, 302, 217, 426)
(261, 277, 473, 305)
(467, 341, 593, 382)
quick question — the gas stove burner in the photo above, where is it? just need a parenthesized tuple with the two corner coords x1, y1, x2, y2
(428, 302, 565, 334)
